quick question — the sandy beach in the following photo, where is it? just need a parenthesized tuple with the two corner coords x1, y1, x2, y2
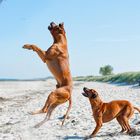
(0, 79, 140, 140)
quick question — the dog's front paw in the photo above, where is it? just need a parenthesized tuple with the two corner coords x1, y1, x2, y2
(84, 135, 94, 139)
(23, 44, 34, 51)
(28, 111, 34, 115)
(34, 124, 40, 128)
(34, 123, 42, 128)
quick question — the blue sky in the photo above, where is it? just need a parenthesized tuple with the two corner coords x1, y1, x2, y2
(0, 0, 140, 79)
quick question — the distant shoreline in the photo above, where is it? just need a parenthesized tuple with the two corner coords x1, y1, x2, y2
(0, 76, 54, 82)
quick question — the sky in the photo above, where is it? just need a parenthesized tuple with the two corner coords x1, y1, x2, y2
(0, 0, 140, 79)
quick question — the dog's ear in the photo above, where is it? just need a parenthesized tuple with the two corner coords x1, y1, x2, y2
(59, 22, 64, 28)
(91, 93, 97, 99)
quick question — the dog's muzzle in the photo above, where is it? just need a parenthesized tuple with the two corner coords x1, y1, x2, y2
(82, 87, 89, 97)
(83, 87, 88, 92)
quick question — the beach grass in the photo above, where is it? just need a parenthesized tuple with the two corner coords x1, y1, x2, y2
(73, 71, 140, 84)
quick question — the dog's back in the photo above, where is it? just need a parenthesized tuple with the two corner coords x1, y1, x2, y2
(102, 100, 133, 123)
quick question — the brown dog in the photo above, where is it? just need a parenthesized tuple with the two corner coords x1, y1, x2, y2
(82, 87, 140, 139)
(23, 22, 73, 127)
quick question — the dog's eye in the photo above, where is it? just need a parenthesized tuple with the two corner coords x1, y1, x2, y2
(91, 94, 97, 99)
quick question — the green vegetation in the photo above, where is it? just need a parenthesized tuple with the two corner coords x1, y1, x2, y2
(99, 65, 113, 76)
(73, 72, 140, 85)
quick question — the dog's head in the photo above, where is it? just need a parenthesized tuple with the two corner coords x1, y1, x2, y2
(82, 87, 98, 99)
(48, 22, 65, 37)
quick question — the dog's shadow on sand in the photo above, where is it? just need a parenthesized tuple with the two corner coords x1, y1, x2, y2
(63, 136, 84, 140)
(63, 130, 140, 140)
(97, 130, 140, 137)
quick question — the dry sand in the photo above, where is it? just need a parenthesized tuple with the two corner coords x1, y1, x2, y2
(0, 79, 140, 140)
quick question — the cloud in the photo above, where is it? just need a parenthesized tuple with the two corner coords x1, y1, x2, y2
(0, 0, 3, 4)
(0, 0, 5, 5)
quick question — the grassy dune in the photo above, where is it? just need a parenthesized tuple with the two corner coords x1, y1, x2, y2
(73, 72, 140, 85)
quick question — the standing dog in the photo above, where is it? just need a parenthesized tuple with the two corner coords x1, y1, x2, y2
(23, 22, 72, 127)
(82, 87, 140, 139)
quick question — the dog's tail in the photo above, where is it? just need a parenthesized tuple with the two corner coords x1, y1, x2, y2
(134, 106, 140, 113)
(134, 106, 140, 125)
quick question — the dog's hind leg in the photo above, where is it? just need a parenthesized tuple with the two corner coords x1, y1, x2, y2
(46, 103, 58, 120)
(34, 102, 58, 128)
(116, 116, 127, 133)
(123, 117, 132, 133)
(34, 108, 51, 128)
(30, 96, 51, 115)
(31, 91, 56, 115)
(61, 97, 72, 126)
(125, 106, 134, 133)
(34, 86, 71, 127)
(121, 109, 133, 134)
(30, 109, 44, 115)
(33, 103, 55, 127)
(30, 106, 49, 115)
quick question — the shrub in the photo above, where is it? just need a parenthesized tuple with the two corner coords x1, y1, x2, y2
(99, 65, 113, 76)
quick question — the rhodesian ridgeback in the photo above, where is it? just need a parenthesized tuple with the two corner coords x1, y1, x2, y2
(23, 22, 72, 127)
(82, 87, 140, 139)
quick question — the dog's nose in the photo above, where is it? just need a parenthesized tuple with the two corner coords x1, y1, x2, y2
(83, 87, 88, 91)
(50, 22, 56, 27)
(48, 25, 51, 30)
